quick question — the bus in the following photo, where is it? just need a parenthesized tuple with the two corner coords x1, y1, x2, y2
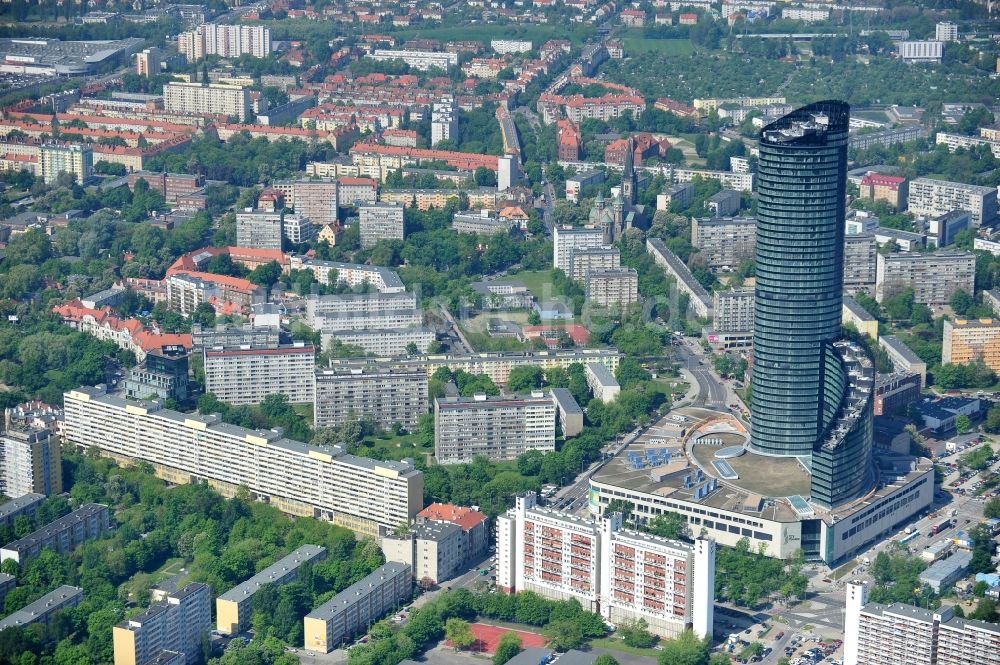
(930, 519, 952, 536)
(900, 530, 920, 544)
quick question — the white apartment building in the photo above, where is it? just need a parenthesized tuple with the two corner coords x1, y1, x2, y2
(359, 201, 405, 248)
(178, 24, 271, 61)
(935, 21, 959, 42)
(844, 581, 1000, 665)
(368, 49, 458, 71)
(646, 238, 713, 319)
(782, 7, 829, 22)
(434, 392, 556, 463)
(875, 250, 976, 305)
(40, 144, 92, 184)
(585, 363, 620, 402)
(553, 226, 606, 274)
(163, 82, 251, 121)
(570, 247, 620, 282)
(236, 210, 283, 249)
(304, 292, 420, 331)
(1, 503, 109, 564)
(135, 47, 161, 76)
(63, 387, 424, 537)
(203, 343, 316, 405)
(712, 288, 754, 333)
(288, 256, 405, 293)
(844, 234, 877, 296)
(314, 367, 428, 430)
(935, 132, 1000, 159)
(896, 41, 944, 63)
(491, 39, 533, 54)
(0, 586, 82, 632)
(586, 268, 639, 308)
(321, 327, 434, 357)
(497, 494, 715, 639)
(283, 214, 315, 245)
(112, 583, 211, 665)
(431, 99, 458, 146)
(282, 179, 340, 226)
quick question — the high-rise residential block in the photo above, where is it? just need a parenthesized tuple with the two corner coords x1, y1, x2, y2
(321, 328, 434, 357)
(935, 21, 959, 42)
(359, 201, 405, 248)
(282, 214, 314, 245)
(217, 545, 327, 635)
(135, 47, 161, 76)
(553, 226, 605, 274)
(434, 392, 556, 464)
(0, 503, 109, 564)
(204, 342, 315, 405)
(304, 292, 421, 332)
(40, 144, 92, 184)
(844, 581, 1000, 665)
(163, 82, 251, 121)
(691, 216, 756, 269)
(712, 288, 754, 333)
(943, 318, 1000, 374)
(496, 494, 715, 639)
(382, 522, 462, 586)
(431, 98, 458, 146)
(178, 24, 271, 61)
(63, 387, 424, 537)
(570, 247, 620, 282)
(751, 101, 875, 508)
(907, 177, 997, 227)
(303, 562, 411, 653)
(843, 233, 877, 295)
(314, 366, 428, 431)
(875, 250, 975, 305)
(236, 210, 283, 250)
(586, 268, 639, 308)
(272, 179, 340, 226)
(0, 428, 62, 498)
(113, 583, 211, 665)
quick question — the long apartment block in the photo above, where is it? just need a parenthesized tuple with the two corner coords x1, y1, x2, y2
(875, 250, 975, 306)
(0, 503, 109, 564)
(314, 366, 428, 430)
(434, 392, 556, 464)
(0, 585, 83, 632)
(217, 545, 327, 635)
(288, 256, 405, 293)
(63, 387, 424, 537)
(324, 349, 621, 387)
(496, 494, 715, 640)
(845, 581, 1000, 665)
(113, 583, 211, 665)
(303, 562, 411, 653)
(304, 292, 421, 332)
(203, 342, 316, 405)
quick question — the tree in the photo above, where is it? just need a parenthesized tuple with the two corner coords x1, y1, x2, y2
(543, 618, 585, 650)
(985, 497, 1000, 519)
(594, 657, 619, 665)
(657, 630, 711, 665)
(956, 414, 972, 435)
(445, 618, 476, 650)
(508, 366, 545, 392)
(249, 260, 283, 287)
(493, 632, 522, 665)
(646, 512, 686, 540)
(619, 618, 657, 648)
(950, 289, 975, 316)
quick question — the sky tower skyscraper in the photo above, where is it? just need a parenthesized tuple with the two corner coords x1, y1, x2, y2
(749, 101, 874, 508)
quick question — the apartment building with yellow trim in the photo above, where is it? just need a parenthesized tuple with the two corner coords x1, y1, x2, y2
(943, 318, 1000, 374)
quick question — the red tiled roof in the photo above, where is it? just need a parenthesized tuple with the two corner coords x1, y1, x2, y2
(861, 174, 906, 188)
(418, 503, 488, 531)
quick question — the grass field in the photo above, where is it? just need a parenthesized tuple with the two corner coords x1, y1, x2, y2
(354, 432, 433, 462)
(510, 269, 556, 301)
(621, 35, 695, 56)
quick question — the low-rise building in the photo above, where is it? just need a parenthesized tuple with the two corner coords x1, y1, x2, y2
(382, 522, 463, 585)
(0, 493, 45, 527)
(656, 183, 693, 211)
(434, 392, 557, 464)
(880, 335, 927, 387)
(551, 388, 584, 437)
(0, 503, 109, 564)
(874, 372, 922, 417)
(124, 345, 190, 403)
(471, 280, 534, 310)
(0, 585, 83, 632)
(303, 562, 411, 653)
(706, 189, 741, 217)
(585, 363, 620, 403)
(859, 173, 907, 210)
(217, 545, 328, 635)
(842, 296, 878, 339)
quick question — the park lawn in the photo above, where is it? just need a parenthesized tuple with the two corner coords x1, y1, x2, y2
(589, 637, 661, 658)
(355, 432, 433, 462)
(293, 403, 314, 422)
(621, 34, 695, 56)
(511, 269, 557, 301)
